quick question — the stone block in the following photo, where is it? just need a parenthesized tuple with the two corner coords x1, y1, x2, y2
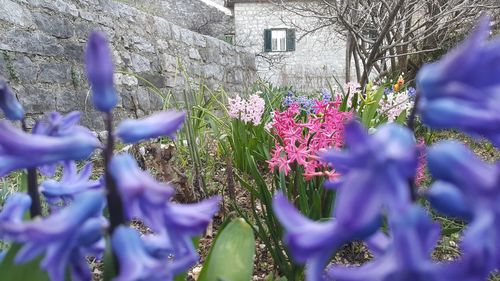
(33, 12, 74, 39)
(130, 53, 151, 73)
(0, 0, 34, 27)
(0, 30, 64, 56)
(188, 48, 201, 60)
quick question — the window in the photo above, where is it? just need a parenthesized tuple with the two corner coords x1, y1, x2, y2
(264, 29, 296, 52)
(223, 33, 235, 45)
(271, 30, 286, 51)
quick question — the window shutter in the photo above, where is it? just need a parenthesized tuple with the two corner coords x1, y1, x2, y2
(286, 29, 296, 51)
(264, 29, 272, 52)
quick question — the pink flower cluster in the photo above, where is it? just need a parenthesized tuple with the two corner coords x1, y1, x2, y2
(267, 100, 352, 179)
(228, 94, 265, 125)
(415, 138, 427, 187)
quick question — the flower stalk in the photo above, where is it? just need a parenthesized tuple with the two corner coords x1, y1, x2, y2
(103, 112, 125, 233)
(21, 119, 42, 218)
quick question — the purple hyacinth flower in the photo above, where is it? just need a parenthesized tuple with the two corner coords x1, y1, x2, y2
(116, 111, 185, 144)
(0, 192, 31, 239)
(112, 226, 172, 281)
(163, 196, 221, 236)
(328, 205, 446, 281)
(283, 96, 295, 107)
(40, 161, 102, 210)
(0, 81, 24, 121)
(417, 17, 500, 147)
(273, 192, 349, 281)
(321, 121, 417, 216)
(274, 121, 418, 280)
(85, 31, 117, 112)
(108, 153, 175, 230)
(7, 190, 107, 281)
(321, 88, 332, 101)
(33, 111, 96, 177)
(0, 121, 100, 176)
(426, 141, 500, 271)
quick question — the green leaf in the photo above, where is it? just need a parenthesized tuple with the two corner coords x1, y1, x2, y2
(198, 218, 255, 281)
(361, 86, 384, 127)
(0, 244, 50, 281)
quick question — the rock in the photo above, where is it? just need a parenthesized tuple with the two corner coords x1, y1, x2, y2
(0, 0, 34, 27)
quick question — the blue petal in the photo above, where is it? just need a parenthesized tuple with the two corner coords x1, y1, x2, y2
(116, 111, 186, 144)
(85, 32, 117, 112)
(426, 181, 473, 220)
(0, 81, 24, 121)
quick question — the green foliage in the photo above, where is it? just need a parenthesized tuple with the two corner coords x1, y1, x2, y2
(0, 244, 50, 281)
(198, 218, 255, 281)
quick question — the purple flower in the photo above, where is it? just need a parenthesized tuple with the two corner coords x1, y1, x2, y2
(274, 122, 418, 279)
(283, 96, 295, 106)
(321, 89, 332, 101)
(417, 17, 500, 147)
(116, 111, 185, 144)
(384, 87, 394, 95)
(40, 161, 101, 209)
(33, 111, 96, 177)
(407, 87, 416, 98)
(6, 190, 107, 281)
(321, 121, 417, 214)
(0, 193, 31, 239)
(109, 153, 175, 231)
(426, 141, 500, 271)
(0, 121, 100, 176)
(328, 205, 447, 281)
(85, 31, 117, 112)
(111, 226, 172, 281)
(163, 196, 221, 236)
(33, 111, 92, 137)
(0, 81, 24, 121)
(273, 193, 346, 281)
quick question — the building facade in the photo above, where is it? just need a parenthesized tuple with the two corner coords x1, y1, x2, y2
(225, 0, 348, 92)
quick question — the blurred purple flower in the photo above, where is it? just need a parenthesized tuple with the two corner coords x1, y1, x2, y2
(283, 96, 295, 106)
(321, 89, 332, 101)
(426, 141, 500, 271)
(163, 196, 221, 236)
(0, 121, 100, 176)
(116, 111, 185, 144)
(0, 81, 24, 121)
(328, 205, 447, 281)
(321, 121, 417, 213)
(407, 87, 416, 98)
(85, 31, 117, 112)
(33, 111, 96, 177)
(111, 226, 172, 281)
(0, 192, 31, 239)
(417, 17, 500, 147)
(273, 193, 347, 281)
(40, 161, 101, 210)
(109, 153, 174, 231)
(274, 121, 418, 279)
(6, 191, 107, 281)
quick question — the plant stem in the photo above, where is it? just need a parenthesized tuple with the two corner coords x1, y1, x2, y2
(103, 112, 125, 233)
(21, 120, 41, 218)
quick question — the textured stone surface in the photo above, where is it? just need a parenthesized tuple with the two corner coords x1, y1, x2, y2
(0, 0, 256, 130)
(118, 0, 234, 39)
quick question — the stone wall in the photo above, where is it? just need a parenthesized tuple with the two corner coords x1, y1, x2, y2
(233, 2, 348, 92)
(0, 0, 256, 129)
(117, 0, 234, 39)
